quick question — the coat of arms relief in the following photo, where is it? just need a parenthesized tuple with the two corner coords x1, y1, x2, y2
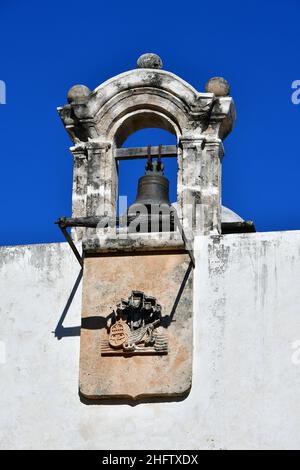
(101, 291, 168, 355)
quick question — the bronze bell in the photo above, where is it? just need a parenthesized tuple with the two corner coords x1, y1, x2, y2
(127, 145, 174, 232)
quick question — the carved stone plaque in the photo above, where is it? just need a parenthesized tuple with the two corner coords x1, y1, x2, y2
(79, 252, 193, 400)
(102, 291, 168, 355)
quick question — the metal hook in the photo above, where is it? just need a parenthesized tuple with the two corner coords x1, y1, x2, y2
(146, 144, 153, 171)
(157, 144, 163, 171)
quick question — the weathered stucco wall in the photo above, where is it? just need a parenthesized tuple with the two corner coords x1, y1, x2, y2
(0, 231, 300, 450)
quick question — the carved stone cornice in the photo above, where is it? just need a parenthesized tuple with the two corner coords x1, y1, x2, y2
(58, 69, 236, 146)
(70, 143, 88, 161)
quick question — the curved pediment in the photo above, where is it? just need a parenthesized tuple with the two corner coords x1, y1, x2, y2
(58, 53, 235, 147)
(89, 68, 214, 117)
(58, 61, 236, 143)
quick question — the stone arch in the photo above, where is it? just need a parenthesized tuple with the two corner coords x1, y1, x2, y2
(104, 107, 181, 222)
(111, 110, 179, 147)
(58, 55, 236, 238)
(93, 86, 193, 143)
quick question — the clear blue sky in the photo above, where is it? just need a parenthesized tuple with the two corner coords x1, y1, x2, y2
(0, 0, 299, 246)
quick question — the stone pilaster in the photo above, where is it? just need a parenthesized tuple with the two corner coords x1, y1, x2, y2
(84, 141, 112, 239)
(70, 144, 88, 241)
(179, 137, 223, 235)
(86, 141, 111, 217)
(200, 139, 223, 234)
(179, 138, 205, 233)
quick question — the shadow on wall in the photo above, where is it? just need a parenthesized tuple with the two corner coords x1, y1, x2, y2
(53, 261, 193, 340)
(53, 269, 83, 339)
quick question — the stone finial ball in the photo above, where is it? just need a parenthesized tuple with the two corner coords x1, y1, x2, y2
(205, 77, 230, 97)
(137, 53, 163, 69)
(67, 85, 91, 104)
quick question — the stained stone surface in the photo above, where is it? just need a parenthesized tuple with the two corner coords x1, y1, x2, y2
(136, 53, 163, 69)
(80, 252, 193, 400)
(82, 231, 185, 253)
(205, 77, 230, 96)
(67, 85, 91, 104)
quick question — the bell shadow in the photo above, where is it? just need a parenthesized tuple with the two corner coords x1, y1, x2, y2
(53, 269, 83, 340)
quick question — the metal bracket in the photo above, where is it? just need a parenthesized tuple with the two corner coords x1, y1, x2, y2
(57, 223, 83, 268)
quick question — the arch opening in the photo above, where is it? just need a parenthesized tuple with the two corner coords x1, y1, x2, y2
(117, 128, 178, 217)
(113, 110, 179, 148)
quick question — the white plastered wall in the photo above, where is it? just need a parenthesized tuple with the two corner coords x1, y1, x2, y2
(0, 231, 300, 450)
